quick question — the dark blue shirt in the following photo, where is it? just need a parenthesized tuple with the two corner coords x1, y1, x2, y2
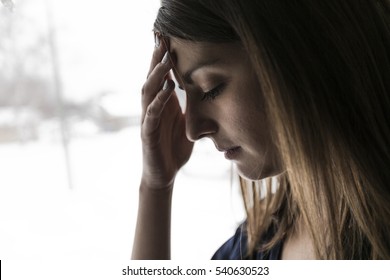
(211, 223, 283, 260)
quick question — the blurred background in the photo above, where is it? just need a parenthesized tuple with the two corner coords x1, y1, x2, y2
(0, 0, 245, 260)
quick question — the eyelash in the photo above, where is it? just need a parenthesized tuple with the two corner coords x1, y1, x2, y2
(201, 83, 225, 101)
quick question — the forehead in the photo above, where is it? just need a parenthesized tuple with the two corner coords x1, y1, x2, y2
(169, 38, 241, 58)
(168, 38, 247, 76)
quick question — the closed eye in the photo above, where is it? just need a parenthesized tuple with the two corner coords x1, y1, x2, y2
(201, 83, 226, 101)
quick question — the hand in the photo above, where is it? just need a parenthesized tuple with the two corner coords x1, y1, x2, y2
(140, 36, 194, 190)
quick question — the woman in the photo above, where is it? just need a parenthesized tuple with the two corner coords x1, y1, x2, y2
(132, 0, 390, 259)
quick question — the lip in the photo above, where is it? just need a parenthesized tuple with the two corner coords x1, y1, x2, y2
(217, 146, 241, 160)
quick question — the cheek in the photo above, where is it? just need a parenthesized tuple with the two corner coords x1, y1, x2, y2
(217, 73, 269, 140)
(231, 95, 275, 162)
(231, 95, 268, 140)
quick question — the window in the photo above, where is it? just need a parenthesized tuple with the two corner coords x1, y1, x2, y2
(0, 0, 243, 260)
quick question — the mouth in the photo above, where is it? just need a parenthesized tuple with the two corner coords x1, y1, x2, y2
(216, 146, 241, 160)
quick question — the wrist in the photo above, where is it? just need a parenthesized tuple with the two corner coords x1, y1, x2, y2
(140, 177, 174, 194)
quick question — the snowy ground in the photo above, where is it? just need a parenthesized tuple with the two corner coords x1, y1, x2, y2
(0, 125, 245, 260)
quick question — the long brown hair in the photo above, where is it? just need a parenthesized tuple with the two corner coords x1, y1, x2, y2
(154, 0, 390, 259)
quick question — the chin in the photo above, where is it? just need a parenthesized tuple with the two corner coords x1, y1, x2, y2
(236, 163, 283, 181)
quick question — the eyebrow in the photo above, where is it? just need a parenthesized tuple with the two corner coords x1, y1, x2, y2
(181, 58, 222, 85)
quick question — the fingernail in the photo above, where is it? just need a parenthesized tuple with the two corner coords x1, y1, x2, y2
(155, 33, 160, 48)
(161, 51, 169, 64)
(163, 80, 169, 91)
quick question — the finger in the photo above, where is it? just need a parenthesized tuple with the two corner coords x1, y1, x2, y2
(147, 34, 170, 78)
(142, 79, 175, 131)
(141, 51, 173, 113)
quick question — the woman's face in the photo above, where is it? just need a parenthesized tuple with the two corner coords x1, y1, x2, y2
(170, 38, 282, 180)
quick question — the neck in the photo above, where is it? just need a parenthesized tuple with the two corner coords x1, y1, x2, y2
(281, 218, 317, 259)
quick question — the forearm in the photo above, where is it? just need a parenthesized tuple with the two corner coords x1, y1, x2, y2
(131, 181, 173, 260)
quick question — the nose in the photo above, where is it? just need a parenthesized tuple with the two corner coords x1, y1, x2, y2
(185, 99, 218, 142)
